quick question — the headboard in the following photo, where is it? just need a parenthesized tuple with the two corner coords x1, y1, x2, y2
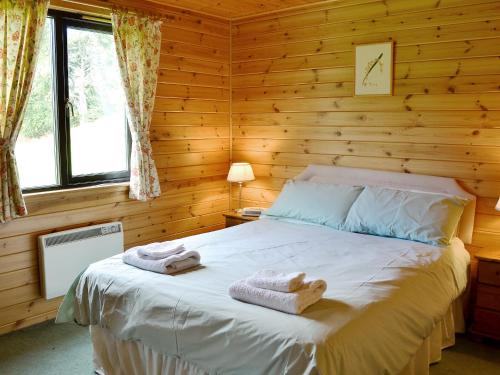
(295, 165, 477, 245)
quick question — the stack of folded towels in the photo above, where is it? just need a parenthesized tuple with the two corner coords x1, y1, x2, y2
(229, 270, 327, 315)
(122, 242, 200, 275)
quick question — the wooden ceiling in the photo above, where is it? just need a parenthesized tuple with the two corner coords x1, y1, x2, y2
(147, 0, 327, 19)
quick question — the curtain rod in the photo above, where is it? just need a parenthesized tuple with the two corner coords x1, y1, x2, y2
(49, 0, 226, 21)
(49, 0, 172, 20)
(50, 0, 111, 18)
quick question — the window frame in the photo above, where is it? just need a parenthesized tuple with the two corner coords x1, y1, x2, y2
(22, 10, 130, 194)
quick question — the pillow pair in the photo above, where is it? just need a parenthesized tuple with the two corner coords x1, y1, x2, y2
(265, 180, 468, 246)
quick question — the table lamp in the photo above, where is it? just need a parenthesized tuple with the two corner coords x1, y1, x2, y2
(227, 162, 255, 212)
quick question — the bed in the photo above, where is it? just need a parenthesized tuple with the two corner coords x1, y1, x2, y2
(57, 165, 476, 375)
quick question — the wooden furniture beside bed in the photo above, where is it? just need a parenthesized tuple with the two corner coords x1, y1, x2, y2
(223, 212, 258, 227)
(470, 248, 500, 341)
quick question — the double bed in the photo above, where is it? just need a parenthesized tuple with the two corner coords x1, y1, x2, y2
(58, 165, 476, 375)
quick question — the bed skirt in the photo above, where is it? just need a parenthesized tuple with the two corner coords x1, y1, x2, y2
(91, 298, 465, 375)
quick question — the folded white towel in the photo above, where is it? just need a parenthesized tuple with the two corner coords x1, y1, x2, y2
(165, 256, 200, 274)
(229, 278, 327, 314)
(135, 242, 185, 260)
(246, 270, 306, 292)
(123, 248, 200, 274)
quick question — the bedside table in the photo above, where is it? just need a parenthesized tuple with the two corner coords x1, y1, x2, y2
(470, 248, 500, 340)
(223, 212, 259, 228)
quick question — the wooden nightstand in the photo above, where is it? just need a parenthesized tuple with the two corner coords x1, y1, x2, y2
(223, 212, 259, 228)
(470, 248, 500, 340)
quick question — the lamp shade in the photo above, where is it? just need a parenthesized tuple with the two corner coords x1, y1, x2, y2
(496, 197, 500, 211)
(227, 162, 255, 183)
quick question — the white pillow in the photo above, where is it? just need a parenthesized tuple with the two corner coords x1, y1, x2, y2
(344, 186, 469, 246)
(264, 180, 363, 229)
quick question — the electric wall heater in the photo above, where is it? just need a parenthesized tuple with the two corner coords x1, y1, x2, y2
(39, 222, 124, 299)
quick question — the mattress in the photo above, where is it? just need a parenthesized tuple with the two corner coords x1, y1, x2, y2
(59, 219, 470, 375)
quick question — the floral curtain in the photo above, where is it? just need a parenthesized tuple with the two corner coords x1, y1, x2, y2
(111, 10, 162, 201)
(0, 0, 49, 223)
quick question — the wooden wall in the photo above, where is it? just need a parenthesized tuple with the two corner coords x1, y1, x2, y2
(0, 6, 230, 334)
(230, 0, 500, 257)
(3, 0, 500, 335)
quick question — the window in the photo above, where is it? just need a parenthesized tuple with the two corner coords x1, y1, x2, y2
(17, 11, 130, 192)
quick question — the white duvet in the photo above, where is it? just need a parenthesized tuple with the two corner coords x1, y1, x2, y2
(66, 219, 470, 374)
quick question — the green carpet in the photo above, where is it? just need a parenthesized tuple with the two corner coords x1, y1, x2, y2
(0, 320, 499, 374)
(0, 321, 93, 375)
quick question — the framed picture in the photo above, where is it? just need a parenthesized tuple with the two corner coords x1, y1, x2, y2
(354, 42, 394, 96)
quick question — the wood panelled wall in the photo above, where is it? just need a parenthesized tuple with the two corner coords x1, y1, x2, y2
(0, 7, 230, 334)
(230, 0, 500, 256)
(3, 0, 500, 335)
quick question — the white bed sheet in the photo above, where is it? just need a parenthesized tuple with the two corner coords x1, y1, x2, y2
(68, 219, 470, 375)
(90, 298, 463, 375)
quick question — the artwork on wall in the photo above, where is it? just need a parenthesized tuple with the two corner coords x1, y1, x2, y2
(354, 42, 394, 96)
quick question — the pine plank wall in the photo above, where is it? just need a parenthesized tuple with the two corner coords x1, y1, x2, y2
(1, 0, 500, 334)
(0, 4, 230, 334)
(230, 0, 500, 263)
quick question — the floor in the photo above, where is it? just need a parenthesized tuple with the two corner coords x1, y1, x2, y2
(0, 321, 499, 374)
(0, 321, 93, 375)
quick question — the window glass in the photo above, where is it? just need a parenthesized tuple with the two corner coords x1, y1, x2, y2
(17, 19, 57, 189)
(18, 12, 130, 192)
(67, 27, 128, 176)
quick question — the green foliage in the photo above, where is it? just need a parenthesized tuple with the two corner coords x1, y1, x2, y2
(21, 22, 55, 139)
(66, 28, 109, 128)
(21, 22, 122, 139)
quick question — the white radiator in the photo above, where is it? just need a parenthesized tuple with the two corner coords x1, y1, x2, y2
(39, 222, 124, 299)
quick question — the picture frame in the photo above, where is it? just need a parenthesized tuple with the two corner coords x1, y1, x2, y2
(354, 42, 394, 96)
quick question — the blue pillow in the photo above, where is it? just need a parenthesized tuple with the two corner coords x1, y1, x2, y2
(344, 186, 469, 246)
(264, 180, 363, 229)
